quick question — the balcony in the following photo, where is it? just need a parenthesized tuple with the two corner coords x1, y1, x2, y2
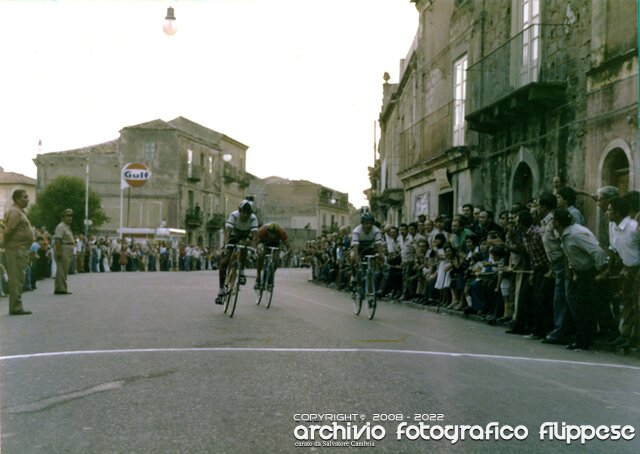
(399, 101, 459, 172)
(185, 207, 203, 228)
(466, 24, 567, 133)
(186, 164, 204, 182)
(319, 189, 348, 209)
(206, 213, 225, 232)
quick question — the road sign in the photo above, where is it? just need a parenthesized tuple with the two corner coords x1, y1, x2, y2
(122, 163, 152, 187)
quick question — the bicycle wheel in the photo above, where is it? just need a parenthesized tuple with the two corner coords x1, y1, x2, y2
(255, 266, 264, 306)
(365, 269, 377, 320)
(352, 270, 362, 315)
(264, 263, 275, 309)
(224, 265, 239, 317)
(223, 265, 235, 313)
(228, 279, 240, 318)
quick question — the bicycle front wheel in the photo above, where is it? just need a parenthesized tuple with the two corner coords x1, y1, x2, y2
(264, 263, 275, 309)
(365, 270, 377, 320)
(255, 276, 264, 306)
(224, 265, 240, 317)
(352, 272, 362, 315)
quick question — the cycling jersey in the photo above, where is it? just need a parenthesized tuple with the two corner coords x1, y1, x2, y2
(351, 224, 383, 253)
(257, 225, 288, 245)
(226, 210, 259, 240)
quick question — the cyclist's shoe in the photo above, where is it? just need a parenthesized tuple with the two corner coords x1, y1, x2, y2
(253, 281, 261, 291)
(239, 274, 247, 285)
(215, 290, 226, 305)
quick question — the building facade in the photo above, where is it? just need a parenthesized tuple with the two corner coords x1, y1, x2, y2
(372, 0, 637, 237)
(34, 117, 249, 246)
(0, 167, 36, 219)
(247, 176, 356, 253)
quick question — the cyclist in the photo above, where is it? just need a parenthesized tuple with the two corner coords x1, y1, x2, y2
(254, 222, 292, 290)
(349, 212, 385, 291)
(215, 200, 259, 305)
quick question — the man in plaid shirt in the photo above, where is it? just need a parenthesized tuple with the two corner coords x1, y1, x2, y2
(518, 209, 554, 339)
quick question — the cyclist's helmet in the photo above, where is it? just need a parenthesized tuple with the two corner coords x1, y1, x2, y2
(267, 222, 280, 233)
(239, 199, 253, 214)
(361, 212, 375, 224)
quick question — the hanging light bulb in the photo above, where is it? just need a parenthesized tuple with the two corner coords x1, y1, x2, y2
(162, 6, 177, 35)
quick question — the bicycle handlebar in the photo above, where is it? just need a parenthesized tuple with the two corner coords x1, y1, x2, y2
(225, 244, 256, 253)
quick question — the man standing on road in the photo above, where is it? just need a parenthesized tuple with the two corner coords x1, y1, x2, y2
(553, 209, 607, 350)
(53, 208, 75, 295)
(3, 189, 35, 315)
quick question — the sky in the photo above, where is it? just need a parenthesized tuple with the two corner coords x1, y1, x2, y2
(0, 0, 418, 208)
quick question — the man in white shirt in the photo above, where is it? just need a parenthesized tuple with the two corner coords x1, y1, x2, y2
(553, 209, 607, 350)
(601, 197, 640, 348)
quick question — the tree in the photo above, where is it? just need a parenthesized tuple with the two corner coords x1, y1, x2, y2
(28, 176, 109, 235)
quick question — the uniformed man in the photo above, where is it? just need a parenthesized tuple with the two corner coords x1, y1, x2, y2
(53, 208, 75, 295)
(3, 189, 35, 315)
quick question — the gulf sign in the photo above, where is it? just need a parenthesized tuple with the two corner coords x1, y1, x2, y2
(121, 162, 152, 187)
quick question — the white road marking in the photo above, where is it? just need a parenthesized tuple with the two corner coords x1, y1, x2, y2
(1, 347, 639, 371)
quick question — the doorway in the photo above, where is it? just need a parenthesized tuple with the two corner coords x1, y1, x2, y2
(512, 162, 533, 207)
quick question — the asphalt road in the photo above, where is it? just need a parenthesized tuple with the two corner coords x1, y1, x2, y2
(1, 268, 639, 453)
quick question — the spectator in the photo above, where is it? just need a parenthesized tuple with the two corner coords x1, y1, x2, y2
(2, 189, 35, 315)
(475, 210, 504, 241)
(601, 197, 640, 349)
(556, 187, 585, 226)
(53, 208, 75, 295)
(461, 204, 474, 226)
(450, 216, 475, 251)
(400, 223, 416, 300)
(553, 209, 607, 350)
(622, 190, 639, 221)
(379, 226, 403, 298)
(517, 209, 554, 339)
(537, 192, 572, 345)
(594, 186, 620, 247)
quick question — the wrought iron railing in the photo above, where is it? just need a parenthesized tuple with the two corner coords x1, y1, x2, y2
(399, 101, 459, 172)
(466, 24, 566, 115)
(186, 164, 204, 182)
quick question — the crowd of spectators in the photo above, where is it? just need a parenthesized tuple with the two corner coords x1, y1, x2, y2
(306, 184, 640, 351)
(1, 230, 308, 297)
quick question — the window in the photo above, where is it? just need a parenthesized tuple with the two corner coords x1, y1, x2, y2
(453, 54, 467, 147)
(187, 149, 193, 177)
(209, 156, 213, 174)
(519, 0, 540, 84)
(143, 141, 156, 160)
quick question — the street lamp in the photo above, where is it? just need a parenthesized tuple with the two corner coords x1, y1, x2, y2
(162, 6, 177, 35)
(84, 157, 90, 237)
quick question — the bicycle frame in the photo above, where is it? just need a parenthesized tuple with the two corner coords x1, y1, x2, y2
(352, 254, 379, 320)
(256, 246, 279, 308)
(223, 243, 254, 318)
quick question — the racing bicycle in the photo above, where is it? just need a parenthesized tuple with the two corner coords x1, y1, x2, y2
(255, 246, 280, 308)
(222, 243, 254, 318)
(352, 254, 379, 320)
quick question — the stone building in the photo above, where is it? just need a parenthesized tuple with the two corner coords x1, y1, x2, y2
(0, 167, 36, 219)
(372, 0, 637, 237)
(247, 176, 356, 253)
(34, 117, 249, 246)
